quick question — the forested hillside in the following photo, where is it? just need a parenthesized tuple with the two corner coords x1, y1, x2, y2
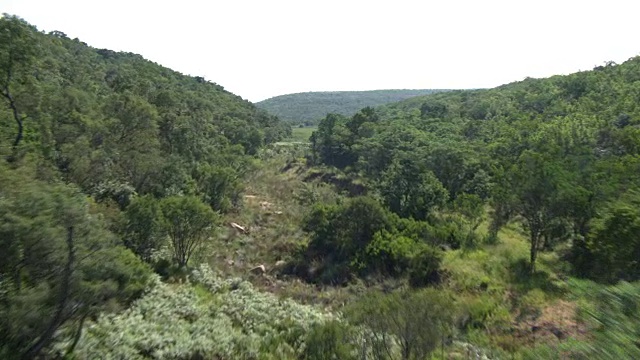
(301, 56, 640, 357)
(0, 15, 290, 359)
(256, 89, 449, 124)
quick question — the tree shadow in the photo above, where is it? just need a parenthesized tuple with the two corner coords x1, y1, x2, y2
(507, 258, 566, 296)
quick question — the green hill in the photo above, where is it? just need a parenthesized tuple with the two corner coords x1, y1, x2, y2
(304, 57, 640, 357)
(0, 15, 291, 196)
(256, 89, 450, 124)
(0, 15, 290, 359)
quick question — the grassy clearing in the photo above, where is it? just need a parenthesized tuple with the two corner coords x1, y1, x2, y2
(200, 150, 345, 305)
(441, 217, 582, 356)
(289, 126, 317, 142)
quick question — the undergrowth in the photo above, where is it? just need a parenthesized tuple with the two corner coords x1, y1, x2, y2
(183, 148, 607, 358)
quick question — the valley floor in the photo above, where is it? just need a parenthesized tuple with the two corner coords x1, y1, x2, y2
(199, 147, 601, 358)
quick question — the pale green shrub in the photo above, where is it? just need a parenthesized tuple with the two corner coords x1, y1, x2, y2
(69, 265, 332, 359)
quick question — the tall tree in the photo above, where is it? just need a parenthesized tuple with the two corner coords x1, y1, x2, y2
(123, 195, 164, 262)
(586, 191, 640, 282)
(160, 196, 219, 268)
(503, 151, 567, 273)
(311, 113, 355, 168)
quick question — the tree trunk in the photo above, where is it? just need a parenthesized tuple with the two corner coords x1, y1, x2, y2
(22, 226, 75, 360)
(1, 77, 24, 151)
(530, 233, 539, 274)
(64, 310, 89, 357)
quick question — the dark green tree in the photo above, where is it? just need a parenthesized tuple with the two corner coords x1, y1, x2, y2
(303, 321, 358, 360)
(452, 193, 485, 231)
(0, 164, 151, 359)
(586, 191, 640, 282)
(310, 113, 356, 168)
(195, 164, 243, 213)
(302, 197, 393, 283)
(378, 158, 448, 220)
(123, 195, 164, 262)
(501, 151, 568, 273)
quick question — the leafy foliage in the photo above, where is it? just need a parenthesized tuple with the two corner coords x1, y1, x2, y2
(296, 55, 640, 358)
(299, 196, 446, 285)
(123, 195, 164, 262)
(0, 14, 289, 359)
(0, 15, 289, 209)
(303, 320, 359, 360)
(583, 191, 640, 282)
(0, 163, 153, 359)
(307, 56, 640, 281)
(4, 12, 640, 360)
(378, 158, 448, 220)
(159, 196, 220, 268)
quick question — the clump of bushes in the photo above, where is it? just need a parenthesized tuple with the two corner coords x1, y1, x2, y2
(297, 196, 456, 286)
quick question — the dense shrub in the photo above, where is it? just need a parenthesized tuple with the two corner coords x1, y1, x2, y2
(67, 265, 332, 359)
(303, 321, 359, 360)
(582, 192, 640, 282)
(301, 196, 447, 284)
(346, 288, 457, 360)
(408, 245, 444, 287)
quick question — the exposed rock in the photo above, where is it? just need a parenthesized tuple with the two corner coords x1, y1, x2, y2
(230, 222, 247, 233)
(249, 265, 266, 275)
(274, 260, 286, 268)
(260, 201, 274, 209)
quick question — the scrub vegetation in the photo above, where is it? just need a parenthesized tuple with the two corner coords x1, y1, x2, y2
(2, 14, 640, 359)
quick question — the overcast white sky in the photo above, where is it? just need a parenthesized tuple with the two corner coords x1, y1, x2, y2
(2, 0, 639, 102)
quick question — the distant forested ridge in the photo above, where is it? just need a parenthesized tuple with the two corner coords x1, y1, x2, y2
(256, 89, 450, 124)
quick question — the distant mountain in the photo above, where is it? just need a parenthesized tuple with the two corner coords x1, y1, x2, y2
(256, 89, 451, 124)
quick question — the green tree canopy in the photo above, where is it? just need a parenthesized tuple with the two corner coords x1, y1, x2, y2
(0, 164, 152, 359)
(160, 196, 219, 268)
